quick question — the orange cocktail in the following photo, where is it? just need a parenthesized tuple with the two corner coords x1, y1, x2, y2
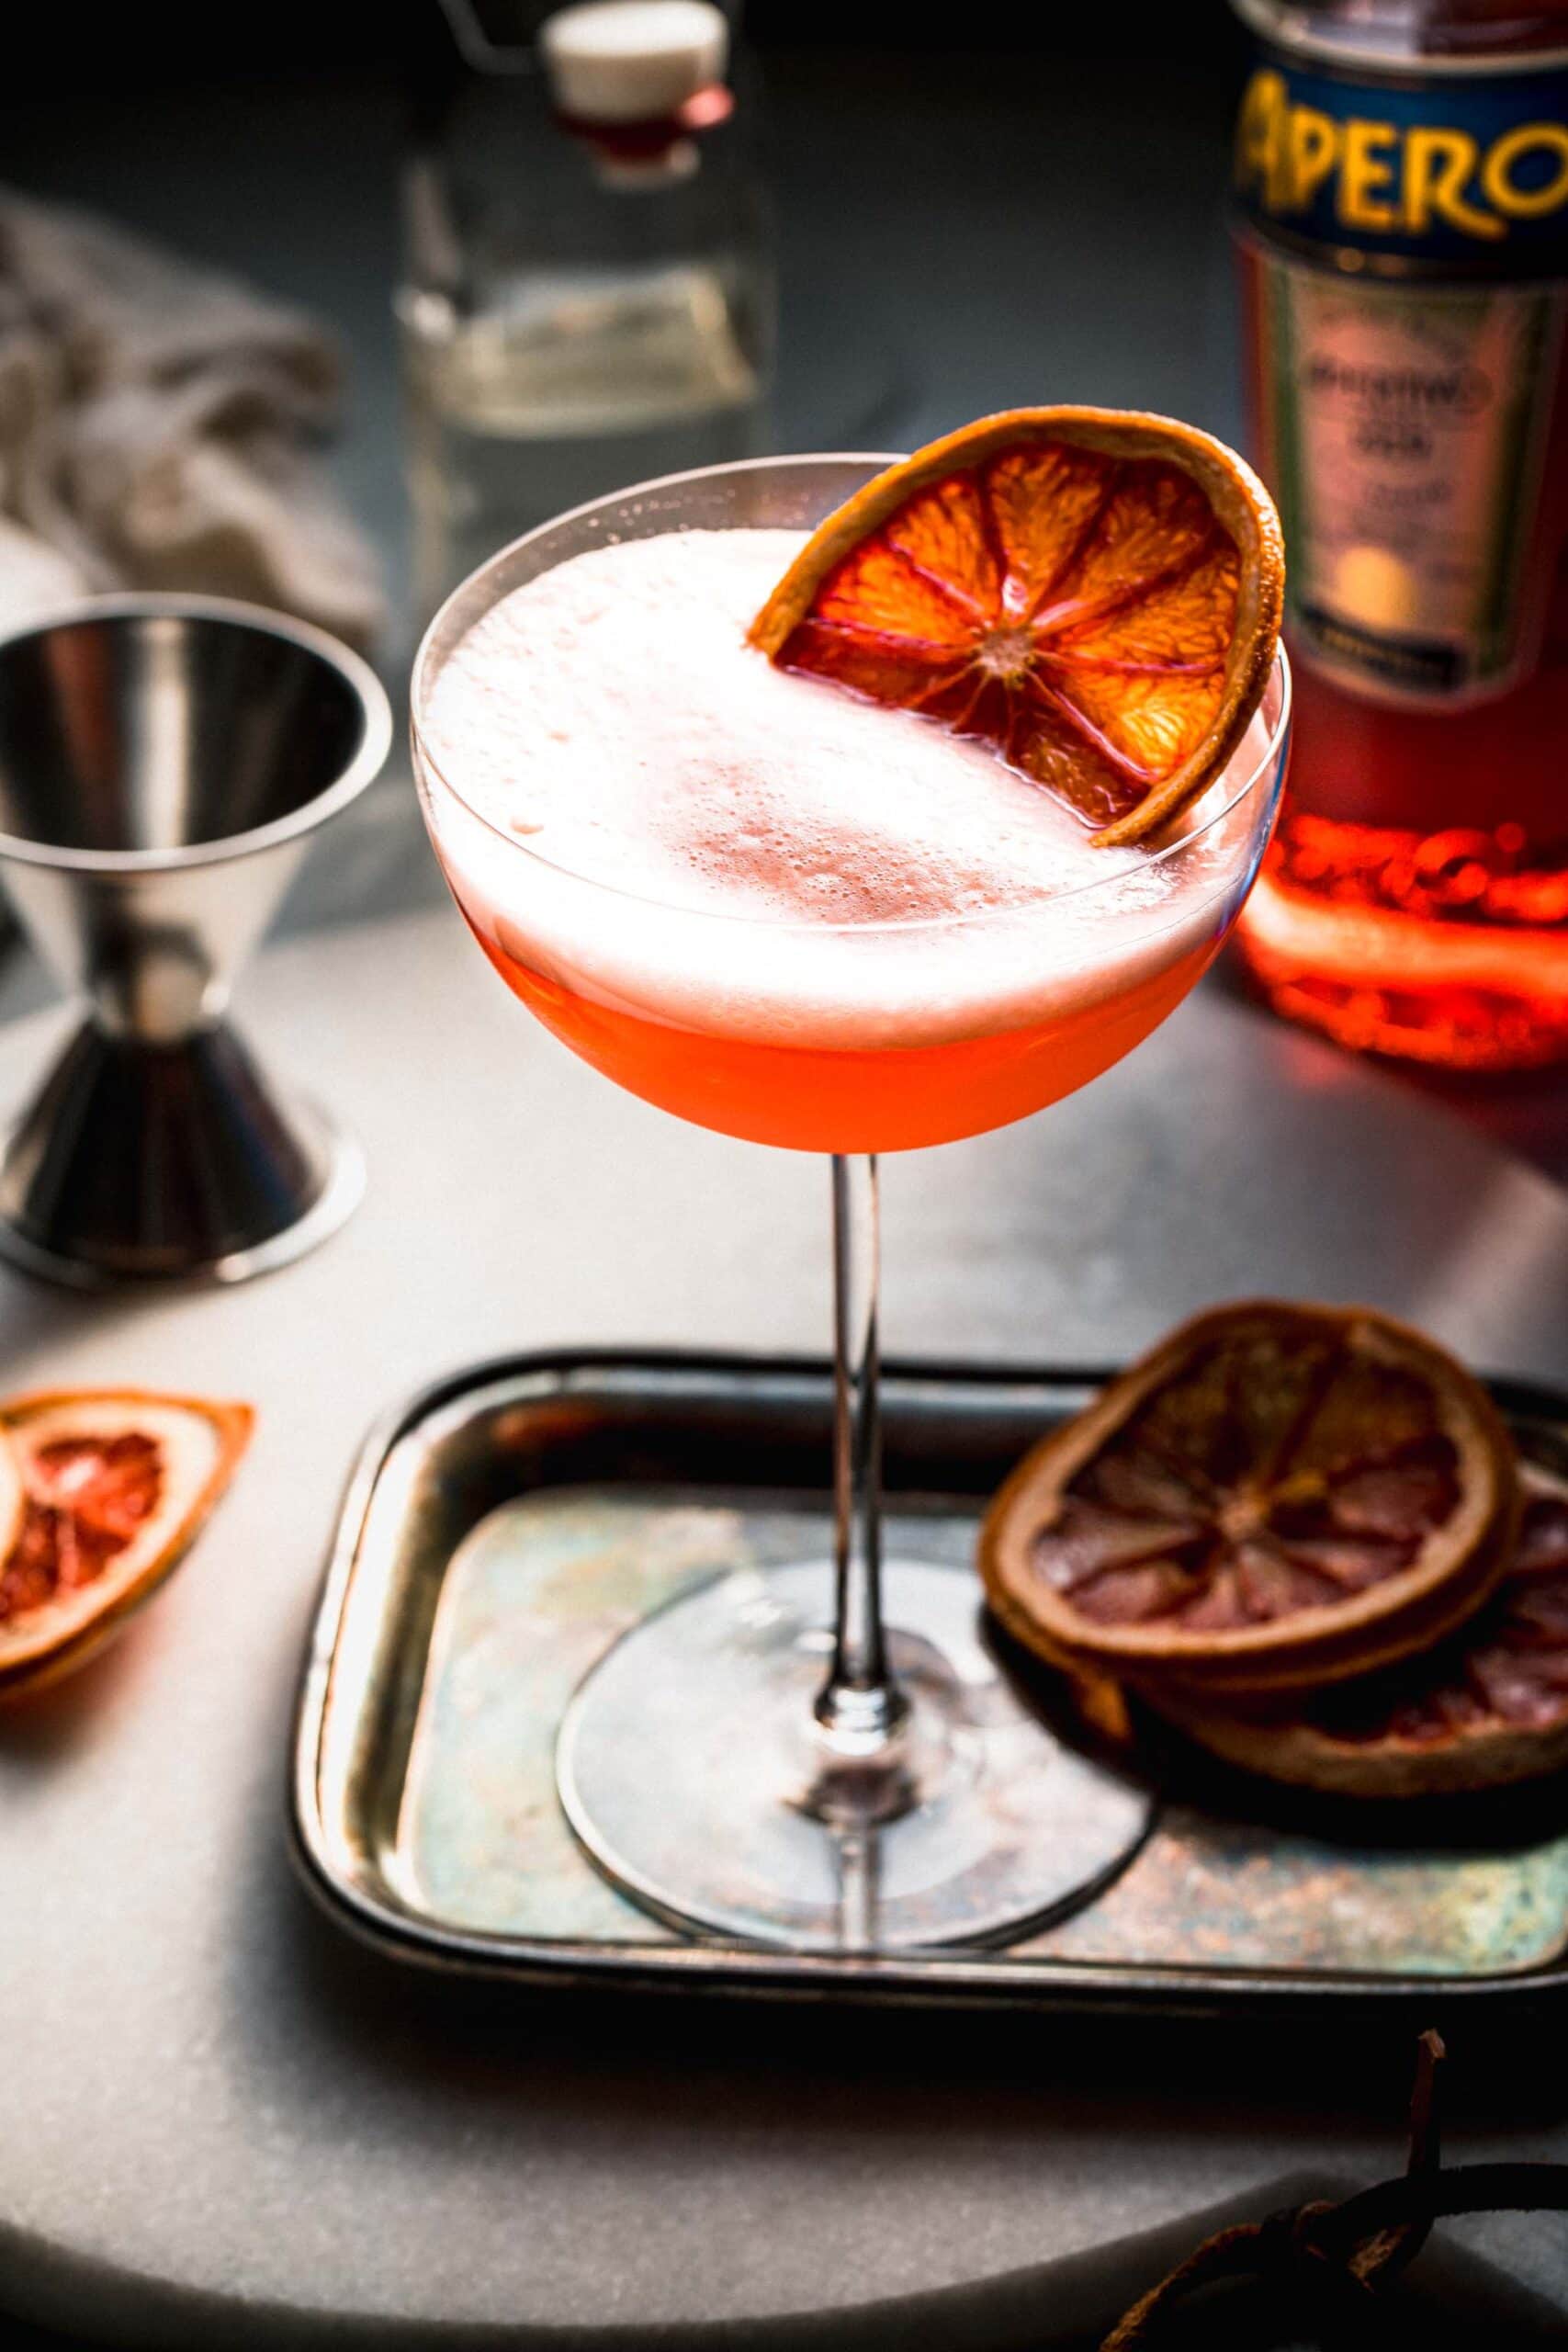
(412, 449, 1290, 1958)
(467, 914, 1224, 1152)
(418, 510, 1283, 1156)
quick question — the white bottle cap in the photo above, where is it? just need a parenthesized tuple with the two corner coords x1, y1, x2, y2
(540, 1, 729, 125)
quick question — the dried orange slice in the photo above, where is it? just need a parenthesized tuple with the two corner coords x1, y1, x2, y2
(1151, 1464, 1568, 1797)
(979, 1303, 1517, 1697)
(0, 1430, 21, 1571)
(750, 407, 1284, 844)
(0, 1389, 253, 1699)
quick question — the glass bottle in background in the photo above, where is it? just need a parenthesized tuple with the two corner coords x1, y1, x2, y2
(400, 0, 775, 620)
(1228, 0, 1568, 1068)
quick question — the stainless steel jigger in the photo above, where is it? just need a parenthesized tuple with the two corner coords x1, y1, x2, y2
(0, 595, 393, 1286)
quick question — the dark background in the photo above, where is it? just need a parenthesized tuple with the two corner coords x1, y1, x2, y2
(17, 1, 1248, 85)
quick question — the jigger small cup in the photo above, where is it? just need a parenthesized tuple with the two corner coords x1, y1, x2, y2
(0, 594, 392, 1286)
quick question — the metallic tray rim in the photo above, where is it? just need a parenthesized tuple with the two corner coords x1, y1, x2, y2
(289, 1346, 1568, 2019)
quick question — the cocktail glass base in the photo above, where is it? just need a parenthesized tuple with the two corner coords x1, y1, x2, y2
(556, 1559, 1153, 1952)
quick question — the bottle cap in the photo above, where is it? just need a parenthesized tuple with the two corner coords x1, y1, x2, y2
(539, 1, 729, 127)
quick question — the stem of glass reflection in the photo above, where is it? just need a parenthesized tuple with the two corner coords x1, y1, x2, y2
(817, 1154, 908, 1750)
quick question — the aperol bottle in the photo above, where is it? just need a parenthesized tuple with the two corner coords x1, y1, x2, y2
(1230, 0, 1568, 1067)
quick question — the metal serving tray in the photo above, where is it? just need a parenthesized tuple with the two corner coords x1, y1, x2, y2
(291, 1350, 1568, 2021)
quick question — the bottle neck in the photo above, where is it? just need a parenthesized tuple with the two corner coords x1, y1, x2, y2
(1234, 0, 1568, 71)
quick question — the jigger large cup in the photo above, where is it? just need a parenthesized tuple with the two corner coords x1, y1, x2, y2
(0, 595, 392, 1285)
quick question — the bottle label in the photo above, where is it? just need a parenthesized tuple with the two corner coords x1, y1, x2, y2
(1236, 49, 1568, 707)
(1235, 52, 1568, 275)
(1247, 251, 1564, 702)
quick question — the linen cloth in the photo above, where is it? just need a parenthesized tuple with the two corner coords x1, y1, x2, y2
(0, 190, 383, 646)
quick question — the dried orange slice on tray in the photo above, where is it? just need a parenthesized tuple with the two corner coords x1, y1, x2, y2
(1151, 1464, 1568, 1797)
(750, 406, 1284, 844)
(0, 1390, 253, 1699)
(980, 1303, 1518, 1698)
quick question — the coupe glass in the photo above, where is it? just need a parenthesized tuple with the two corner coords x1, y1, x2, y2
(412, 457, 1292, 1952)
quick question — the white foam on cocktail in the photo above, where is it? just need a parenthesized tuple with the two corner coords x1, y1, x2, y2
(420, 527, 1266, 1049)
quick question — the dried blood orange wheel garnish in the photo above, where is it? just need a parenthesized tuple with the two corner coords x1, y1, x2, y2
(749, 407, 1284, 845)
(0, 1390, 253, 1699)
(979, 1303, 1517, 1697)
(1150, 1464, 1568, 1796)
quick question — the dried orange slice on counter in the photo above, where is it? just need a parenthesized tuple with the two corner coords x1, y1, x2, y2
(1152, 1464, 1568, 1797)
(0, 1390, 253, 1698)
(750, 407, 1284, 844)
(980, 1303, 1517, 1697)
(0, 1435, 21, 1574)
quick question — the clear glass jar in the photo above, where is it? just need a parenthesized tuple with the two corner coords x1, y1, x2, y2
(400, 1, 776, 619)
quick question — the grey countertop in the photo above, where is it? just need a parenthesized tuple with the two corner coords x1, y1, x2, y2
(2, 42, 1567, 2347)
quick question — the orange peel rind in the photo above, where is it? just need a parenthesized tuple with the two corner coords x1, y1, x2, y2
(0, 1389, 254, 1699)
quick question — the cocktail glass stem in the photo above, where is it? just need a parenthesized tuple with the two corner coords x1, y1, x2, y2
(814, 1153, 909, 1773)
